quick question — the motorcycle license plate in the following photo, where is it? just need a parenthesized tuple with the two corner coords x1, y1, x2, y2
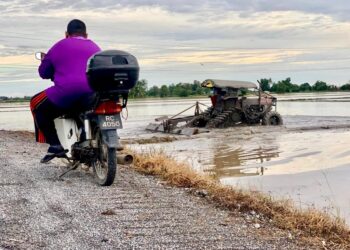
(98, 114, 123, 130)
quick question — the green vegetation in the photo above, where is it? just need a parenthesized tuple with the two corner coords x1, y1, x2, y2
(261, 77, 344, 93)
(129, 78, 350, 99)
(129, 79, 211, 98)
(0, 96, 31, 103)
(340, 84, 350, 91)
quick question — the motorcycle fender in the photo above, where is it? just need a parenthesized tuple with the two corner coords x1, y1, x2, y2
(101, 129, 118, 148)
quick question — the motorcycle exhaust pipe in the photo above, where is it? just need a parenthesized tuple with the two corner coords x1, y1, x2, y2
(116, 154, 133, 165)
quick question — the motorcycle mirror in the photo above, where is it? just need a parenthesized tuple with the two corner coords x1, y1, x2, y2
(35, 52, 45, 61)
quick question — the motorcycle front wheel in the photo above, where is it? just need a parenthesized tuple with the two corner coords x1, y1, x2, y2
(92, 129, 116, 186)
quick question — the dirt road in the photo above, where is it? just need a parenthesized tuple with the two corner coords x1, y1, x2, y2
(0, 130, 309, 249)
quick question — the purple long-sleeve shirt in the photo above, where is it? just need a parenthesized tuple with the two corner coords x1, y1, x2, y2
(39, 36, 101, 108)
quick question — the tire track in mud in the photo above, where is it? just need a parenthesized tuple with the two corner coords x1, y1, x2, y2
(0, 130, 310, 249)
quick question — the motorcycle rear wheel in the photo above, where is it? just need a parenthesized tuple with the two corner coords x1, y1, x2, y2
(92, 129, 116, 186)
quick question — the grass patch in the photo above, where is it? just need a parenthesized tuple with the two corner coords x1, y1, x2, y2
(127, 136, 179, 145)
(132, 150, 350, 249)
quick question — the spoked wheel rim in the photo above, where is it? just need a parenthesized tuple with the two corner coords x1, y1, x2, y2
(93, 130, 109, 183)
(94, 142, 108, 181)
(92, 129, 117, 186)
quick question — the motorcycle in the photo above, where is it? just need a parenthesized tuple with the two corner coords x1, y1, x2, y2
(35, 50, 139, 186)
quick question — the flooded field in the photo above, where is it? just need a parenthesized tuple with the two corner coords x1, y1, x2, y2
(1, 92, 350, 224)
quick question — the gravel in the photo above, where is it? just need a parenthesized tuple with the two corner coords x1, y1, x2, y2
(0, 130, 312, 249)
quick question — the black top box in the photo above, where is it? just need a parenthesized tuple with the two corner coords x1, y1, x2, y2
(87, 50, 139, 93)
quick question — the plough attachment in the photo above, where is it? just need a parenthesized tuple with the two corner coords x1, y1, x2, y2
(146, 101, 209, 135)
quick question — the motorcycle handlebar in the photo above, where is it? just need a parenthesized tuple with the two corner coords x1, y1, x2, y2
(35, 52, 46, 61)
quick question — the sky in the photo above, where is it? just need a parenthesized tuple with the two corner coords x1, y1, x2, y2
(1, 0, 350, 96)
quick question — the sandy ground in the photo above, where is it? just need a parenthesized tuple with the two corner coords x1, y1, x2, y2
(0, 130, 313, 249)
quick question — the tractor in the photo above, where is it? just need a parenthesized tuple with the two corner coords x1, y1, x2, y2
(146, 79, 283, 135)
(187, 79, 283, 129)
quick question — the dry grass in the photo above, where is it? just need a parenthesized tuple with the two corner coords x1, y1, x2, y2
(132, 150, 350, 248)
(126, 136, 179, 145)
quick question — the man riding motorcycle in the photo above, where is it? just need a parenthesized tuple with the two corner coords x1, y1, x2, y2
(30, 19, 101, 163)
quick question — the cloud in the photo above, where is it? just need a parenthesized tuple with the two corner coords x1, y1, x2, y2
(2, 0, 350, 20)
(0, 55, 37, 65)
(141, 49, 305, 67)
(1, 0, 350, 93)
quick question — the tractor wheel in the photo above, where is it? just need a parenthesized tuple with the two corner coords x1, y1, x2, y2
(262, 111, 283, 126)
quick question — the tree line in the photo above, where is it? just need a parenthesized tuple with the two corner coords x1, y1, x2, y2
(0, 96, 31, 102)
(129, 80, 211, 98)
(129, 78, 350, 98)
(259, 78, 350, 93)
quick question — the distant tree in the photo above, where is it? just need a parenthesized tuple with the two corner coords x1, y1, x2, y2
(148, 86, 160, 97)
(270, 77, 299, 93)
(270, 82, 287, 93)
(259, 78, 272, 91)
(172, 83, 191, 97)
(168, 84, 176, 96)
(129, 79, 148, 98)
(192, 80, 204, 95)
(160, 85, 169, 97)
(299, 82, 312, 92)
(183, 83, 192, 95)
(312, 81, 328, 91)
(172, 83, 181, 96)
(340, 83, 350, 91)
(178, 89, 190, 97)
(327, 84, 338, 91)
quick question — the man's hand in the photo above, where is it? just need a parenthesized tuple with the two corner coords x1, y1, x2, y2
(35, 52, 46, 61)
(40, 52, 46, 61)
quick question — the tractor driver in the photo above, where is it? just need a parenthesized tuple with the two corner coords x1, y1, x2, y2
(213, 88, 226, 113)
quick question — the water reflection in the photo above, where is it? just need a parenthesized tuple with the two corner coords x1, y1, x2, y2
(205, 144, 280, 177)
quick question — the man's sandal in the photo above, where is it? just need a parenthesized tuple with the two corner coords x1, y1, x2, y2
(40, 145, 68, 163)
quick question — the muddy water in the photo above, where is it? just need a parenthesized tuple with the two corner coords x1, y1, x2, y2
(1, 92, 350, 224)
(135, 124, 350, 224)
